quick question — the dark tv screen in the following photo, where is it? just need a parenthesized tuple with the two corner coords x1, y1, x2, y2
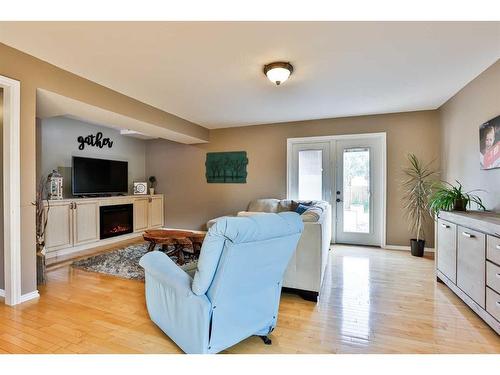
(72, 156, 128, 195)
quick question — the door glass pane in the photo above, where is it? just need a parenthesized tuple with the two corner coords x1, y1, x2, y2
(298, 150, 323, 200)
(343, 148, 370, 233)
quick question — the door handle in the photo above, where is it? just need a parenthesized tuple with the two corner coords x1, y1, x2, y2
(336, 198, 342, 203)
(440, 223, 450, 229)
(496, 244, 500, 250)
(496, 273, 500, 278)
(462, 232, 475, 238)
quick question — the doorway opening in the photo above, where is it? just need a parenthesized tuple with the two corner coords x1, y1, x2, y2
(1, 75, 22, 306)
(287, 133, 386, 247)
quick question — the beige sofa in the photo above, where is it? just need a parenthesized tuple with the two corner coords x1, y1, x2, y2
(238, 198, 332, 301)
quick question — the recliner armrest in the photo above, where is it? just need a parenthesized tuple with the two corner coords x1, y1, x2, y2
(139, 251, 195, 296)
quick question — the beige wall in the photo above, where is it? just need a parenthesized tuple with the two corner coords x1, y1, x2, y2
(0, 42, 207, 295)
(146, 110, 440, 247)
(439, 59, 500, 211)
(0, 89, 3, 290)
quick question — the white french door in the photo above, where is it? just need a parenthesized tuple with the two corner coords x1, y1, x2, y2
(288, 134, 385, 247)
(289, 142, 331, 203)
(334, 137, 382, 246)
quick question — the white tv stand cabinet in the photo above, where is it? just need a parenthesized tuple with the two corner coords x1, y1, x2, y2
(43, 194, 164, 260)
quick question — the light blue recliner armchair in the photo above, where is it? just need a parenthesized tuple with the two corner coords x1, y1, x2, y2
(139, 212, 304, 354)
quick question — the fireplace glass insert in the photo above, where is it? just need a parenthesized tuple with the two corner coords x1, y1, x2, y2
(100, 204, 133, 239)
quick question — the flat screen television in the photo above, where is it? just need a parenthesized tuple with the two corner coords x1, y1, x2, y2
(72, 156, 128, 196)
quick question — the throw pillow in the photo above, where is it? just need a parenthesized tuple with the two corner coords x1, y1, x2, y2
(290, 200, 313, 211)
(295, 203, 310, 215)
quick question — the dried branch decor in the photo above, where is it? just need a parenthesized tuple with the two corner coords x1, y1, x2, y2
(34, 177, 50, 285)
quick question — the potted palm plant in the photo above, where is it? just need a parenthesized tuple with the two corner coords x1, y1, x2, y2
(428, 180, 485, 216)
(402, 154, 437, 257)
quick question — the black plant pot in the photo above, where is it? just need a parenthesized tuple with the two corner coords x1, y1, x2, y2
(453, 197, 467, 211)
(410, 239, 425, 257)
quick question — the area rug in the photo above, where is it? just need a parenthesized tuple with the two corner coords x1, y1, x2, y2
(71, 243, 198, 281)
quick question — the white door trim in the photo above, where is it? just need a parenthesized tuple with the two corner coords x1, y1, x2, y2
(287, 132, 387, 248)
(1, 75, 22, 306)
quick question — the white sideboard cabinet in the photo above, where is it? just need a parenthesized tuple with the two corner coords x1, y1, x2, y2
(436, 211, 500, 335)
(44, 194, 164, 259)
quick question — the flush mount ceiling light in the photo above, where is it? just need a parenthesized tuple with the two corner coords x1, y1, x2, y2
(263, 61, 294, 86)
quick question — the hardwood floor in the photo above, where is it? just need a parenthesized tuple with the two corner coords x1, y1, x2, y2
(1, 244, 499, 354)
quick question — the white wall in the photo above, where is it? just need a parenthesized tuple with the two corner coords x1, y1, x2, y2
(38, 116, 147, 196)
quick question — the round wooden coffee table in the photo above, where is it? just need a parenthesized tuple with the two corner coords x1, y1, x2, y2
(143, 229, 206, 265)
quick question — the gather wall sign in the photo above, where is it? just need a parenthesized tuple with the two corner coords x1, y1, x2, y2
(77, 132, 114, 151)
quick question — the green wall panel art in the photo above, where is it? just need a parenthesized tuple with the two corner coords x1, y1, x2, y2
(205, 151, 248, 183)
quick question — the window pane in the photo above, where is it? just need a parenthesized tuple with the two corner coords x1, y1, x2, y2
(298, 150, 323, 201)
(343, 148, 370, 233)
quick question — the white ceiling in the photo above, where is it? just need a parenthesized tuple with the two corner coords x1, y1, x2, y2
(1, 22, 500, 128)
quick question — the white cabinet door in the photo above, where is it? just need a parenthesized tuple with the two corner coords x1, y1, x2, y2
(149, 196, 164, 228)
(45, 201, 73, 252)
(133, 198, 149, 232)
(73, 200, 100, 246)
(437, 219, 457, 283)
(457, 226, 486, 308)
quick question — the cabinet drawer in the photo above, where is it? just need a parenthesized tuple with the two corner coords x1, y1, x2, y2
(486, 261, 500, 294)
(457, 226, 486, 308)
(487, 235, 500, 265)
(486, 287, 500, 322)
(437, 219, 457, 283)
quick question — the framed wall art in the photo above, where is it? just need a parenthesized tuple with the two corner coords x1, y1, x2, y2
(205, 151, 248, 183)
(479, 114, 500, 170)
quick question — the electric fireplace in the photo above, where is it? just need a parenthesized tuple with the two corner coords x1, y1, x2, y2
(100, 204, 133, 239)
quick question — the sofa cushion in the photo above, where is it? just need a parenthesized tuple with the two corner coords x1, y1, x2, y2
(247, 198, 280, 213)
(246, 199, 328, 222)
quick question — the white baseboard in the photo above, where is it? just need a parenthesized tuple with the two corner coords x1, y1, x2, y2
(0, 289, 5, 298)
(383, 245, 435, 253)
(19, 290, 40, 303)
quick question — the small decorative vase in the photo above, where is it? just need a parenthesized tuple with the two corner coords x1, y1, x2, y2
(149, 188, 155, 195)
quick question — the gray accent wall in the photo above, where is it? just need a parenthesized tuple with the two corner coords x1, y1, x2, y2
(38, 116, 147, 197)
(440, 60, 500, 211)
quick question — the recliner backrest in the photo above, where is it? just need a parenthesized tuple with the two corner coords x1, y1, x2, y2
(199, 212, 303, 352)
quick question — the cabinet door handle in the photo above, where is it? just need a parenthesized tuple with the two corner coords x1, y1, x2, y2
(440, 223, 450, 228)
(496, 273, 500, 278)
(496, 244, 500, 250)
(462, 232, 475, 238)
(497, 301, 500, 307)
